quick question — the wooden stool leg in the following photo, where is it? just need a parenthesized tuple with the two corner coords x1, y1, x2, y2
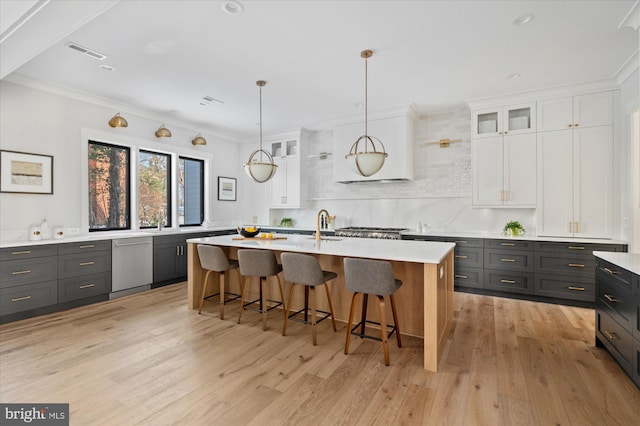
(261, 277, 268, 331)
(323, 282, 337, 332)
(237, 276, 249, 324)
(275, 274, 287, 312)
(198, 270, 213, 314)
(310, 286, 317, 346)
(389, 294, 402, 347)
(283, 283, 296, 336)
(219, 271, 225, 320)
(360, 294, 369, 336)
(377, 295, 390, 366)
(345, 292, 359, 355)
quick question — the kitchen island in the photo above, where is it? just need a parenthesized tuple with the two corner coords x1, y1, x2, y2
(187, 234, 455, 372)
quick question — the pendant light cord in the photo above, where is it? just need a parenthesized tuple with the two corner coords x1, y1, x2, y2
(259, 83, 263, 162)
(364, 54, 368, 138)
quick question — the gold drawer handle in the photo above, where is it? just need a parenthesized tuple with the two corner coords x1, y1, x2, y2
(501, 279, 516, 284)
(501, 258, 516, 262)
(567, 286, 585, 291)
(454, 240, 467, 244)
(603, 330, 619, 341)
(604, 294, 619, 303)
(79, 261, 95, 266)
(603, 268, 618, 275)
(568, 246, 585, 250)
(11, 270, 31, 275)
(455, 255, 468, 259)
(79, 245, 95, 249)
(11, 250, 31, 255)
(501, 243, 515, 246)
(12, 295, 32, 302)
(455, 274, 468, 279)
(79, 284, 96, 289)
(568, 263, 585, 268)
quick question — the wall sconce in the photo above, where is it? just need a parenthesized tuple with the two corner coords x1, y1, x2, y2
(108, 113, 128, 128)
(192, 134, 207, 145)
(154, 125, 172, 138)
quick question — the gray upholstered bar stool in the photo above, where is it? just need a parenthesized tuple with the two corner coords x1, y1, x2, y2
(343, 257, 403, 366)
(237, 249, 287, 331)
(281, 252, 338, 345)
(197, 244, 241, 320)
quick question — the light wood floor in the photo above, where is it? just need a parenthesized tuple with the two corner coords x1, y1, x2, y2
(1, 282, 639, 425)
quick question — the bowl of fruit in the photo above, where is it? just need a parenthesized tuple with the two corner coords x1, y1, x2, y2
(238, 226, 261, 238)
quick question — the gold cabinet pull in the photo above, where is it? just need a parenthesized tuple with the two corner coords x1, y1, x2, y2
(574, 222, 580, 233)
(499, 190, 504, 201)
(568, 124, 573, 127)
(504, 191, 509, 201)
(568, 263, 585, 268)
(455, 274, 468, 279)
(79, 284, 95, 289)
(455, 255, 467, 259)
(568, 246, 585, 250)
(455, 240, 467, 244)
(79, 245, 95, 249)
(11, 270, 31, 275)
(79, 261, 95, 266)
(604, 294, 619, 303)
(501, 279, 516, 284)
(567, 286, 585, 291)
(12, 295, 32, 302)
(568, 222, 572, 233)
(11, 250, 31, 255)
(501, 258, 516, 262)
(501, 243, 515, 246)
(603, 268, 618, 275)
(574, 123, 579, 127)
(603, 330, 619, 340)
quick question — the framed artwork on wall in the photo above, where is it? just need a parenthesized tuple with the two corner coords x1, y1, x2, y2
(0, 150, 54, 194)
(217, 176, 236, 201)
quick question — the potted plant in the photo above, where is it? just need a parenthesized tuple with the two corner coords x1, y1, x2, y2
(279, 217, 293, 227)
(503, 220, 525, 237)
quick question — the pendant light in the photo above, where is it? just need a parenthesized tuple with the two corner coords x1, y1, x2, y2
(154, 124, 172, 138)
(345, 50, 388, 177)
(108, 113, 128, 128)
(243, 80, 278, 183)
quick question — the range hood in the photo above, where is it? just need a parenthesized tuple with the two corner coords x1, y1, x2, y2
(332, 106, 415, 183)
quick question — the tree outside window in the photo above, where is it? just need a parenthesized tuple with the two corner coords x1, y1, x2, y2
(139, 150, 171, 228)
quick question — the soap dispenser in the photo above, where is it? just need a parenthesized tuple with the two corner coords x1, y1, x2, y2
(40, 218, 52, 239)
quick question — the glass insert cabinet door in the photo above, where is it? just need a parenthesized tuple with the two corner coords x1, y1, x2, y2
(473, 102, 536, 138)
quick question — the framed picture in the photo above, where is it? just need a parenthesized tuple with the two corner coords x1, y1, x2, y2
(217, 176, 236, 201)
(1, 150, 54, 194)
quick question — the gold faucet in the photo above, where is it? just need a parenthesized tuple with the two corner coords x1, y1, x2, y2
(316, 209, 331, 241)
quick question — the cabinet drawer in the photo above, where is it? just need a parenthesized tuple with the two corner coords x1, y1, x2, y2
(597, 311, 632, 374)
(597, 270, 634, 332)
(0, 245, 57, 261)
(484, 249, 534, 272)
(0, 256, 57, 288)
(634, 274, 639, 296)
(448, 237, 483, 248)
(485, 239, 534, 251)
(534, 273, 594, 302)
(483, 270, 533, 295)
(535, 252, 595, 277)
(58, 251, 111, 279)
(58, 240, 110, 255)
(454, 267, 483, 289)
(633, 338, 640, 389)
(0, 280, 57, 315)
(596, 260, 632, 291)
(535, 241, 626, 254)
(454, 247, 483, 269)
(58, 272, 111, 303)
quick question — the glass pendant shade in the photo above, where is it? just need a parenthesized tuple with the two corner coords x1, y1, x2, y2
(345, 135, 388, 177)
(243, 80, 277, 183)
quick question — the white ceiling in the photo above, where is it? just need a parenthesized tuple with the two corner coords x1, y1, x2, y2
(1, 0, 638, 140)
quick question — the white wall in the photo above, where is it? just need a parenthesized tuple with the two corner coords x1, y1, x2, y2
(618, 69, 639, 246)
(0, 80, 244, 241)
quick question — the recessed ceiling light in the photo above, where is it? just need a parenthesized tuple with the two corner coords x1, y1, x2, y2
(222, 1, 244, 14)
(99, 64, 115, 72)
(355, 102, 364, 108)
(513, 13, 534, 26)
(507, 73, 521, 80)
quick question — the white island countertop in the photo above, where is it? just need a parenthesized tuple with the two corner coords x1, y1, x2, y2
(594, 251, 640, 276)
(187, 233, 455, 264)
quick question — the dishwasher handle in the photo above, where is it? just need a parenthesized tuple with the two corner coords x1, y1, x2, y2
(113, 241, 152, 247)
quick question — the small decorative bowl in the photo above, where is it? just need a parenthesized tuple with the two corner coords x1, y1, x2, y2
(238, 226, 261, 238)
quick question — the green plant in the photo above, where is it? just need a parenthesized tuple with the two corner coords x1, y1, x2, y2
(503, 220, 525, 236)
(279, 217, 293, 227)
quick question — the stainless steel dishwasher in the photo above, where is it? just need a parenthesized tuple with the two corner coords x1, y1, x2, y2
(111, 236, 153, 298)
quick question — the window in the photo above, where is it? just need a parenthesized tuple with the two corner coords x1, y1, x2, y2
(139, 150, 171, 228)
(178, 157, 204, 226)
(88, 141, 130, 231)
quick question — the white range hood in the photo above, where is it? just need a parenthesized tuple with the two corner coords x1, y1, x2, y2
(332, 106, 415, 183)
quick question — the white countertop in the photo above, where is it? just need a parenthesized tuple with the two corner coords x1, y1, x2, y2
(401, 230, 628, 245)
(593, 251, 640, 276)
(187, 233, 455, 264)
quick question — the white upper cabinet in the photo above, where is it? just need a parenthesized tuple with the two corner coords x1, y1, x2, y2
(267, 130, 309, 209)
(537, 91, 613, 132)
(472, 102, 536, 138)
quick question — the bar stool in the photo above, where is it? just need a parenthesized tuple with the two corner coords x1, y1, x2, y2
(343, 257, 403, 366)
(281, 252, 337, 345)
(237, 249, 287, 331)
(197, 244, 241, 320)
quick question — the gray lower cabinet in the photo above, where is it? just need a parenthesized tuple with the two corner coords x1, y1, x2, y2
(483, 239, 534, 295)
(57, 240, 111, 303)
(595, 258, 639, 388)
(0, 281, 58, 315)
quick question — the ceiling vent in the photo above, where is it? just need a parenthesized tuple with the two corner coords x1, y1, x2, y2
(65, 42, 107, 60)
(198, 95, 224, 106)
